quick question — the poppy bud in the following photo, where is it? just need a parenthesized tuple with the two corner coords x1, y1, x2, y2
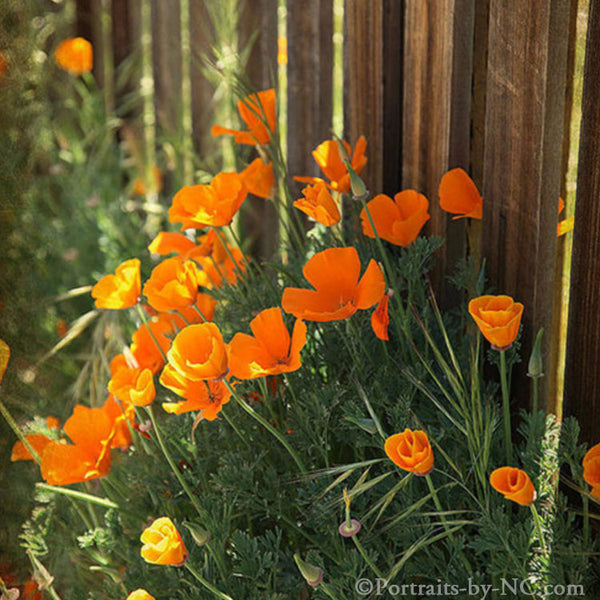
(293, 554, 323, 588)
(527, 328, 544, 379)
(344, 159, 369, 201)
(183, 522, 211, 547)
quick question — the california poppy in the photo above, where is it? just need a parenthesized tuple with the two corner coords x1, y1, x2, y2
(133, 166, 162, 196)
(583, 443, 600, 499)
(211, 89, 276, 146)
(384, 429, 434, 475)
(295, 136, 367, 194)
(293, 182, 341, 227)
(127, 590, 156, 600)
(54, 37, 93, 75)
(468, 295, 524, 350)
(490, 467, 536, 506)
(241, 158, 275, 199)
(148, 232, 196, 256)
(282, 247, 384, 322)
(360, 190, 430, 246)
(228, 308, 307, 379)
(169, 172, 247, 230)
(91, 258, 141, 310)
(371, 291, 391, 341)
(438, 168, 483, 220)
(11, 434, 54, 462)
(140, 517, 187, 566)
(130, 316, 173, 375)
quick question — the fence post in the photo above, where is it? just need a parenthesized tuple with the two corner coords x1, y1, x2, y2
(481, 0, 571, 412)
(564, 0, 600, 445)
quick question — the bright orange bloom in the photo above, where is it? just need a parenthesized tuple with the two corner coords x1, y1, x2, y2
(293, 182, 341, 227)
(128, 369, 155, 407)
(371, 292, 391, 341)
(130, 316, 173, 375)
(0, 338, 8, 384)
(468, 295, 524, 350)
(103, 395, 135, 449)
(583, 443, 600, 499)
(188, 241, 246, 288)
(47, 416, 60, 429)
(295, 136, 367, 194)
(282, 246, 385, 322)
(127, 590, 156, 600)
(211, 89, 276, 146)
(148, 232, 196, 256)
(11, 434, 53, 462)
(133, 166, 162, 196)
(241, 158, 274, 199)
(167, 323, 228, 381)
(169, 172, 247, 230)
(91, 258, 141, 309)
(557, 197, 574, 236)
(143, 257, 207, 313)
(361, 190, 430, 246)
(384, 429, 434, 475)
(56, 318, 69, 337)
(140, 517, 188, 566)
(160, 368, 231, 420)
(159, 294, 217, 328)
(54, 37, 93, 75)
(228, 308, 307, 379)
(438, 168, 482, 220)
(490, 467, 536, 506)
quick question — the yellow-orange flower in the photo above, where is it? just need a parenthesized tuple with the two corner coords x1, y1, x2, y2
(360, 190, 430, 247)
(91, 258, 141, 309)
(468, 295, 524, 350)
(583, 443, 600, 499)
(384, 429, 434, 475)
(490, 467, 536, 506)
(126, 590, 155, 600)
(282, 247, 385, 322)
(169, 172, 247, 230)
(293, 182, 341, 227)
(54, 37, 93, 75)
(167, 323, 228, 381)
(130, 316, 173, 375)
(148, 232, 196, 256)
(211, 89, 276, 145)
(228, 308, 307, 379)
(11, 434, 54, 462)
(438, 168, 482, 220)
(140, 517, 187, 566)
(371, 292, 391, 341)
(241, 158, 275, 199)
(557, 197, 574, 237)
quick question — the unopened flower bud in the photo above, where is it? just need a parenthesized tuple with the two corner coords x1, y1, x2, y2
(183, 522, 211, 547)
(344, 160, 369, 201)
(293, 554, 323, 588)
(527, 328, 544, 379)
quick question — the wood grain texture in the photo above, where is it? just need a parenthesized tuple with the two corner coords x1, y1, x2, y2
(564, 0, 600, 443)
(482, 0, 571, 410)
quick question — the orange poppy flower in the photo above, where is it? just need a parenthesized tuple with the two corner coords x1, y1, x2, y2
(360, 190, 430, 247)
(91, 258, 141, 310)
(108, 353, 149, 405)
(228, 308, 307, 379)
(54, 37, 93, 75)
(468, 295, 524, 350)
(295, 136, 367, 194)
(130, 316, 173, 375)
(167, 323, 228, 381)
(241, 158, 275, 199)
(0, 338, 8, 384)
(557, 197, 574, 236)
(133, 166, 162, 196)
(282, 246, 385, 322)
(148, 232, 196, 256)
(127, 590, 155, 600)
(11, 433, 54, 462)
(188, 245, 246, 288)
(293, 182, 341, 227)
(371, 291, 391, 341)
(160, 368, 231, 420)
(169, 172, 247, 230)
(438, 168, 483, 220)
(490, 467, 536, 506)
(140, 517, 188, 566)
(103, 395, 135, 449)
(384, 429, 434, 475)
(211, 89, 276, 146)
(583, 443, 600, 499)
(47, 416, 60, 429)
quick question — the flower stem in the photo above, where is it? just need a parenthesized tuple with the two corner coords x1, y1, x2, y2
(499, 350, 513, 464)
(184, 562, 233, 600)
(352, 535, 384, 579)
(225, 380, 306, 473)
(36, 483, 119, 510)
(529, 503, 547, 552)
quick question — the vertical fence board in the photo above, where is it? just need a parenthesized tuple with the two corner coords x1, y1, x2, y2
(482, 0, 571, 410)
(564, 0, 600, 444)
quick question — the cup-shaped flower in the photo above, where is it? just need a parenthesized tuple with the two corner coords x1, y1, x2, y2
(490, 467, 536, 506)
(211, 89, 276, 145)
(169, 172, 247, 230)
(282, 247, 385, 322)
(371, 291, 392, 341)
(360, 190, 430, 247)
(54, 37, 93, 75)
(91, 258, 141, 309)
(438, 168, 482, 220)
(167, 323, 228, 381)
(228, 308, 307, 379)
(140, 517, 187, 566)
(583, 443, 600, 499)
(384, 429, 434, 476)
(126, 590, 155, 600)
(468, 295, 524, 350)
(293, 182, 341, 227)
(241, 158, 274, 199)
(130, 316, 174, 375)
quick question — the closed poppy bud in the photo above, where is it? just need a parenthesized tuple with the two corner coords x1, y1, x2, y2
(527, 328, 544, 379)
(183, 522, 211, 547)
(140, 517, 187, 566)
(126, 590, 155, 600)
(54, 37, 93, 75)
(91, 258, 141, 310)
(384, 429, 434, 476)
(490, 467, 536, 506)
(293, 554, 323, 588)
(167, 323, 228, 381)
(582, 443, 600, 499)
(468, 295, 524, 351)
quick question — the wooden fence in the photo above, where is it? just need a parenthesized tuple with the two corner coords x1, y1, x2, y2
(73, 0, 600, 443)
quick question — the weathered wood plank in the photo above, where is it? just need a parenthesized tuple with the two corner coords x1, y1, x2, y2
(564, 0, 600, 443)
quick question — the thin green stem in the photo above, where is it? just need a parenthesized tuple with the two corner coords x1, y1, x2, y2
(583, 494, 590, 547)
(321, 582, 342, 600)
(499, 350, 513, 464)
(184, 562, 233, 600)
(529, 377, 539, 454)
(36, 483, 119, 510)
(352, 535, 384, 579)
(529, 503, 547, 552)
